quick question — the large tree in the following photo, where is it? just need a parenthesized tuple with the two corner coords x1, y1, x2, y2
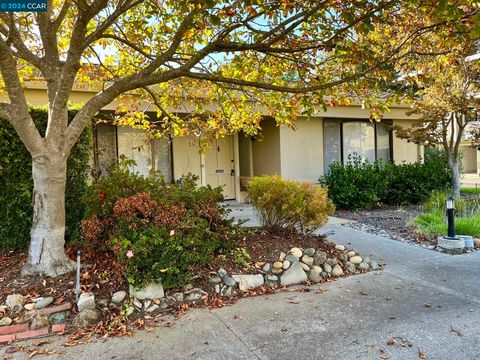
(0, 0, 476, 276)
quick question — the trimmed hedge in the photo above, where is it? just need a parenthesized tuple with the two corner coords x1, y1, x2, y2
(319, 153, 452, 210)
(0, 107, 91, 251)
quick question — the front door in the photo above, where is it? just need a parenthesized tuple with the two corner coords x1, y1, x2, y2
(205, 137, 235, 199)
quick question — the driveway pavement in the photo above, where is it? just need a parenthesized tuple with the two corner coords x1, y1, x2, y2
(4, 209, 480, 360)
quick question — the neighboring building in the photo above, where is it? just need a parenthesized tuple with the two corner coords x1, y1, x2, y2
(9, 83, 423, 202)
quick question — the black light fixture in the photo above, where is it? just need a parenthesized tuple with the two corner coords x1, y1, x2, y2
(445, 196, 457, 239)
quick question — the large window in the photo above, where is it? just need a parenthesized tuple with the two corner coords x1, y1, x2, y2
(324, 120, 392, 173)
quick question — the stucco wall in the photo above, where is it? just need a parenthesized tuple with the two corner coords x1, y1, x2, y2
(279, 118, 324, 181)
(392, 119, 423, 164)
(252, 118, 281, 176)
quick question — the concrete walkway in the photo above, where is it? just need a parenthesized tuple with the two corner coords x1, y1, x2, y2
(4, 212, 480, 359)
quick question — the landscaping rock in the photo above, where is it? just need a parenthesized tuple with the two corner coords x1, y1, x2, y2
(300, 262, 310, 272)
(265, 275, 279, 284)
(304, 248, 316, 257)
(77, 293, 96, 311)
(232, 274, 264, 292)
(338, 254, 348, 262)
(273, 261, 283, 269)
(220, 285, 234, 297)
(358, 262, 370, 271)
(173, 293, 184, 303)
(111, 291, 127, 304)
(145, 304, 159, 313)
(262, 263, 271, 272)
(320, 272, 328, 278)
(35, 297, 53, 310)
(208, 276, 222, 286)
(345, 262, 356, 273)
(272, 268, 283, 275)
(125, 307, 135, 316)
(301, 255, 314, 266)
(0, 317, 12, 326)
(335, 244, 345, 251)
(24, 303, 35, 311)
(31, 315, 50, 329)
(284, 254, 300, 263)
(323, 263, 332, 273)
(49, 312, 66, 324)
(363, 257, 371, 264)
(279, 252, 286, 261)
(289, 247, 303, 258)
(130, 282, 164, 300)
(280, 262, 308, 286)
(133, 299, 143, 309)
(217, 268, 228, 278)
(325, 258, 338, 267)
(222, 275, 237, 287)
(474, 238, 480, 248)
(184, 288, 208, 303)
(331, 265, 344, 277)
(74, 309, 100, 328)
(308, 269, 321, 283)
(370, 260, 380, 270)
(98, 299, 108, 308)
(6, 294, 25, 310)
(144, 300, 152, 309)
(347, 251, 356, 257)
(350, 256, 363, 265)
(282, 260, 291, 270)
(312, 265, 322, 274)
(313, 252, 327, 265)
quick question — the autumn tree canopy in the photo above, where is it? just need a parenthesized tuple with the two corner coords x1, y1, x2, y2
(0, 0, 477, 276)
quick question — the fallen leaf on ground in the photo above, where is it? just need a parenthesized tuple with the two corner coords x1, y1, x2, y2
(359, 291, 368, 296)
(281, 325, 288, 332)
(418, 348, 426, 359)
(387, 338, 397, 346)
(424, 303, 432, 308)
(380, 348, 389, 359)
(450, 326, 463, 336)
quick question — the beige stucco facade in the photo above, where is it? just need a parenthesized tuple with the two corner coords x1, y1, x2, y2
(3, 83, 423, 202)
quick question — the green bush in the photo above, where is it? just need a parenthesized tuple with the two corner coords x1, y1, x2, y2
(247, 176, 334, 234)
(319, 155, 388, 210)
(320, 154, 452, 210)
(0, 107, 91, 251)
(81, 164, 238, 288)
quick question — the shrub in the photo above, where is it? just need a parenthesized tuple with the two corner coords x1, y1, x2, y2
(247, 176, 334, 234)
(318, 155, 388, 210)
(320, 154, 452, 210)
(81, 164, 238, 288)
(0, 107, 91, 251)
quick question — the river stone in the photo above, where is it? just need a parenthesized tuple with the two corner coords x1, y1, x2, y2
(284, 254, 299, 263)
(208, 276, 222, 286)
(49, 312, 66, 324)
(332, 265, 344, 277)
(301, 255, 314, 266)
(363, 257, 371, 264)
(185, 288, 208, 303)
(221, 285, 234, 297)
(73, 309, 100, 328)
(320, 272, 328, 279)
(345, 262, 356, 273)
(282, 260, 291, 270)
(262, 263, 271, 272)
(265, 275, 279, 283)
(130, 282, 164, 300)
(280, 262, 308, 286)
(218, 268, 228, 278)
(272, 268, 283, 274)
(323, 263, 332, 273)
(338, 254, 348, 263)
(358, 262, 370, 271)
(308, 269, 322, 283)
(313, 252, 327, 265)
(304, 248, 316, 257)
(24, 303, 36, 311)
(335, 244, 345, 251)
(300, 262, 310, 272)
(350, 256, 363, 265)
(370, 260, 379, 270)
(77, 292, 96, 311)
(0, 317, 12, 326)
(110, 291, 126, 304)
(273, 261, 283, 269)
(325, 258, 338, 267)
(279, 252, 286, 261)
(35, 297, 53, 310)
(31, 315, 51, 329)
(6, 294, 25, 310)
(133, 299, 143, 309)
(146, 304, 159, 313)
(347, 251, 356, 257)
(232, 274, 264, 292)
(312, 265, 322, 274)
(222, 275, 237, 287)
(289, 247, 303, 258)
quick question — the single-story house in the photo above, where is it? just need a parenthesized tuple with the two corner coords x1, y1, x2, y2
(11, 82, 424, 202)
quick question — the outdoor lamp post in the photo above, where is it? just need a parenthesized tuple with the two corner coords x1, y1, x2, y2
(445, 196, 456, 239)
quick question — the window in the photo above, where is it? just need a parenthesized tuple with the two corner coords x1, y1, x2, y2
(324, 120, 392, 173)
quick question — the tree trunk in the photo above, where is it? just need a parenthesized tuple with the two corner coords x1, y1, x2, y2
(22, 153, 75, 277)
(449, 159, 461, 198)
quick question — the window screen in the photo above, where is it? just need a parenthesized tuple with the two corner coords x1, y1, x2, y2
(342, 122, 375, 163)
(376, 123, 391, 163)
(323, 120, 341, 173)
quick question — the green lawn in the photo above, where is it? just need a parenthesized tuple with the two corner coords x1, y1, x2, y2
(414, 209, 480, 237)
(461, 187, 480, 195)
